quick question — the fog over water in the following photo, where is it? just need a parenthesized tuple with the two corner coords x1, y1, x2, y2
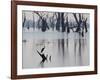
(22, 30, 89, 69)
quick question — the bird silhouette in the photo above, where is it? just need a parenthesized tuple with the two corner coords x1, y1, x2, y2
(37, 46, 48, 63)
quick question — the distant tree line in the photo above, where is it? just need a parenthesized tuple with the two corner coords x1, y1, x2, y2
(23, 11, 89, 37)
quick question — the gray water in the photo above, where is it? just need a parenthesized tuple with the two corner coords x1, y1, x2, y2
(22, 31, 89, 69)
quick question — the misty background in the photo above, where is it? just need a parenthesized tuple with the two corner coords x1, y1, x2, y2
(22, 10, 90, 69)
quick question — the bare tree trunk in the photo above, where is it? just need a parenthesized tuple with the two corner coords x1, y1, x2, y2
(42, 19, 49, 32)
(61, 13, 65, 32)
(56, 13, 60, 31)
(84, 18, 88, 32)
(73, 13, 81, 32)
(27, 21, 29, 30)
(32, 13, 35, 30)
(65, 16, 70, 33)
(22, 13, 26, 27)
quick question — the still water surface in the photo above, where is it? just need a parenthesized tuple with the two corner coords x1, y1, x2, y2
(22, 31, 89, 69)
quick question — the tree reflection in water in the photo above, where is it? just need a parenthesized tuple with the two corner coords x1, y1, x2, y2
(22, 32, 89, 69)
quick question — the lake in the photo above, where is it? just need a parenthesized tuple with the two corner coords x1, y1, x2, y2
(22, 30, 89, 69)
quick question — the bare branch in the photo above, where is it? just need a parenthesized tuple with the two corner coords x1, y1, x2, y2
(73, 13, 79, 24)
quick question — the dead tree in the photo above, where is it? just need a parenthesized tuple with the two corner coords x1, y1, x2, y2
(73, 13, 88, 37)
(27, 21, 30, 30)
(65, 16, 70, 33)
(32, 13, 35, 30)
(49, 13, 56, 31)
(56, 12, 61, 31)
(73, 13, 82, 32)
(37, 18, 42, 30)
(33, 11, 49, 32)
(22, 13, 26, 27)
(83, 18, 88, 32)
(61, 13, 65, 32)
